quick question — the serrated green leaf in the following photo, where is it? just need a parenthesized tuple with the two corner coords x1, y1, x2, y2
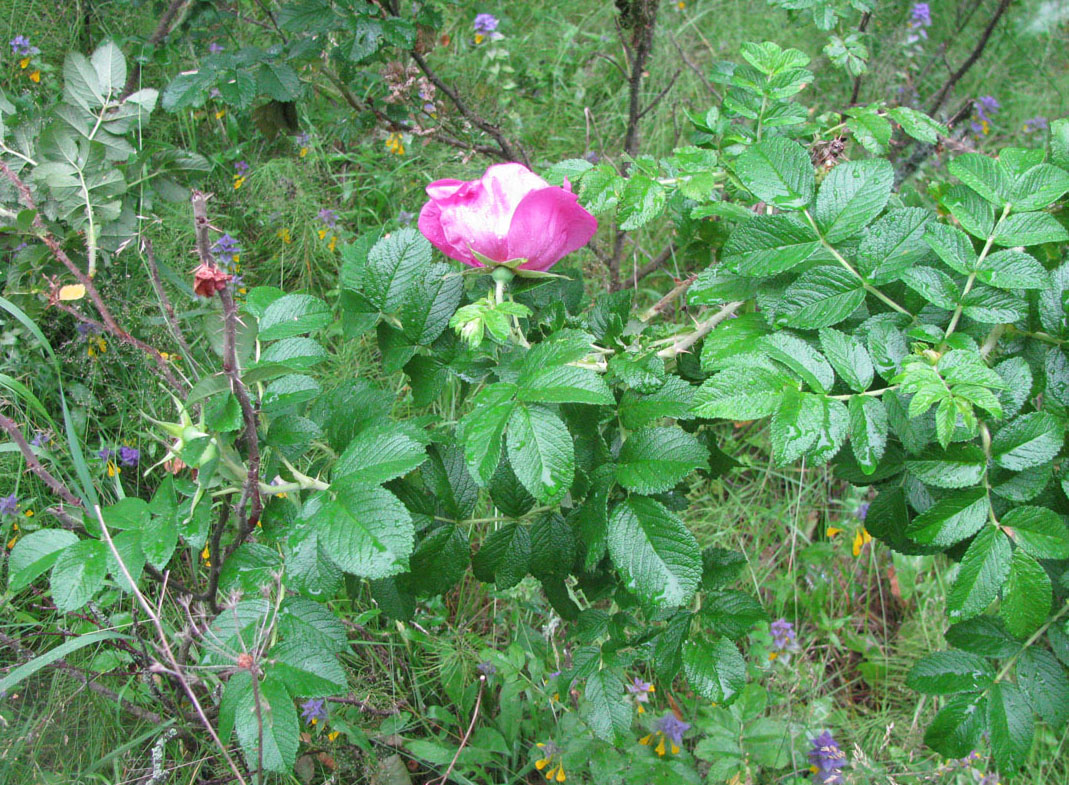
(506, 404, 574, 504)
(457, 384, 517, 485)
(924, 693, 987, 758)
(1017, 648, 1069, 730)
(365, 228, 433, 312)
(258, 294, 331, 341)
(319, 481, 413, 579)
(517, 364, 614, 406)
(472, 522, 530, 588)
(607, 496, 701, 608)
(619, 175, 667, 230)
(944, 617, 1018, 657)
(693, 365, 795, 420)
(857, 208, 933, 284)
(616, 427, 708, 493)
(987, 682, 1034, 773)
(776, 265, 866, 329)
(947, 526, 1011, 621)
(906, 650, 995, 694)
(770, 389, 823, 465)
(900, 266, 959, 309)
(948, 153, 1012, 207)
(977, 249, 1049, 289)
(992, 413, 1064, 471)
(814, 159, 894, 242)
(401, 263, 463, 345)
(993, 212, 1069, 247)
(734, 137, 814, 210)
(906, 487, 989, 547)
(1000, 549, 1051, 638)
(234, 672, 299, 772)
(683, 637, 747, 707)
(820, 328, 874, 392)
(722, 214, 823, 276)
(906, 445, 987, 488)
(760, 332, 834, 393)
(1001, 506, 1069, 559)
(8, 529, 79, 591)
(848, 395, 887, 475)
(334, 423, 427, 486)
(583, 669, 632, 743)
(50, 539, 107, 612)
(1011, 164, 1069, 211)
(888, 106, 947, 144)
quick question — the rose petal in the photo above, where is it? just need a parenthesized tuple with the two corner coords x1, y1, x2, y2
(507, 187, 598, 271)
(418, 200, 480, 266)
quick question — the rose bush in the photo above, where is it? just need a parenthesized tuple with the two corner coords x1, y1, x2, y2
(417, 162, 598, 271)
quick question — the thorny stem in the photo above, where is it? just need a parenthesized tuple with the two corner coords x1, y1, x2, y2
(0, 413, 85, 507)
(803, 209, 912, 317)
(657, 301, 743, 359)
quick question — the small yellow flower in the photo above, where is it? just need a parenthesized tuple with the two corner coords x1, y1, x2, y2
(201, 545, 211, 567)
(23, 511, 32, 518)
(318, 228, 327, 240)
(826, 526, 842, 538)
(385, 132, 405, 156)
(233, 175, 245, 190)
(88, 337, 107, 358)
(19, 57, 29, 69)
(29, 70, 40, 83)
(327, 730, 340, 741)
(981, 121, 990, 136)
(106, 461, 121, 478)
(276, 227, 292, 244)
(677, 1, 686, 9)
(310, 717, 317, 726)
(852, 528, 872, 557)
(328, 235, 337, 253)
(232, 255, 240, 268)
(299, 146, 309, 157)
(768, 651, 779, 661)
(6, 535, 17, 550)
(215, 109, 226, 119)
(474, 33, 485, 45)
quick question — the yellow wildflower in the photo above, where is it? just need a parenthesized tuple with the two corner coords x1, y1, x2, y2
(88, 337, 107, 357)
(233, 175, 245, 190)
(201, 545, 211, 567)
(215, 109, 226, 119)
(826, 526, 842, 538)
(276, 227, 292, 244)
(852, 528, 872, 557)
(299, 147, 309, 157)
(23, 511, 32, 518)
(29, 70, 40, 83)
(474, 33, 485, 45)
(535, 743, 565, 782)
(385, 132, 405, 156)
(318, 228, 327, 240)
(677, 1, 686, 9)
(327, 730, 339, 741)
(328, 235, 337, 253)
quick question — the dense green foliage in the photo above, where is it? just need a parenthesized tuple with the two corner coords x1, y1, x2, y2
(4, 2, 1069, 784)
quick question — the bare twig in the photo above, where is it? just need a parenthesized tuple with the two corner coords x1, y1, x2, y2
(0, 413, 84, 507)
(639, 273, 697, 321)
(409, 50, 530, 166)
(93, 504, 249, 785)
(925, 0, 1013, 117)
(143, 238, 197, 374)
(0, 631, 166, 726)
(621, 1, 661, 159)
(631, 244, 676, 286)
(437, 676, 485, 785)
(121, 0, 188, 99)
(847, 12, 872, 107)
(671, 34, 720, 99)
(637, 69, 681, 121)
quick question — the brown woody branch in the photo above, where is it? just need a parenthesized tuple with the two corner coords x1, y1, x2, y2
(0, 162, 186, 395)
(120, 0, 189, 99)
(926, 0, 1013, 117)
(190, 192, 262, 550)
(143, 238, 197, 373)
(0, 413, 85, 507)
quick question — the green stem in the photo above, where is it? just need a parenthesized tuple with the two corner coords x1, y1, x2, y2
(803, 210, 912, 317)
(830, 385, 899, 401)
(993, 599, 1069, 686)
(944, 203, 1012, 341)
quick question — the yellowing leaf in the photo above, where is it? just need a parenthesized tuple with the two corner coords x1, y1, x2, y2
(59, 284, 86, 301)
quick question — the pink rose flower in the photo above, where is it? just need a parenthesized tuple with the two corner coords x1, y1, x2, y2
(418, 163, 598, 272)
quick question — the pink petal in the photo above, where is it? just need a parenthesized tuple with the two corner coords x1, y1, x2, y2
(425, 178, 469, 201)
(507, 187, 598, 272)
(418, 200, 480, 266)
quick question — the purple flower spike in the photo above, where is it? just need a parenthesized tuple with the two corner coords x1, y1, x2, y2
(234, 160, 250, 176)
(0, 493, 17, 517)
(770, 618, 798, 651)
(97, 448, 115, 461)
(211, 233, 241, 257)
(300, 698, 327, 724)
(656, 714, 690, 745)
(474, 13, 499, 33)
(808, 731, 848, 784)
(118, 446, 140, 467)
(318, 208, 338, 228)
